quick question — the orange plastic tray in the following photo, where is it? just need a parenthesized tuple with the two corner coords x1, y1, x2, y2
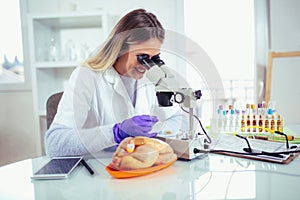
(105, 157, 177, 179)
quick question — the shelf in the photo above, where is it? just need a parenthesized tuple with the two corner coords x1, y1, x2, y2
(28, 10, 105, 28)
(28, 10, 105, 19)
(28, 9, 108, 140)
(36, 61, 78, 68)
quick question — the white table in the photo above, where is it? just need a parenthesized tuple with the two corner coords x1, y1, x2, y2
(1, 147, 300, 200)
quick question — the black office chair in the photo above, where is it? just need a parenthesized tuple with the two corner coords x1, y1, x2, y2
(46, 92, 63, 129)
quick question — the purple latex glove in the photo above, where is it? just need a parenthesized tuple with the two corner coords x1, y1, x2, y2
(113, 115, 159, 143)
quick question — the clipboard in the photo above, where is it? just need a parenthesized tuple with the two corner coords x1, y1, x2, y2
(211, 134, 300, 164)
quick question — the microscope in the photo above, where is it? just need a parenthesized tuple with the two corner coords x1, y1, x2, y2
(137, 54, 209, 160)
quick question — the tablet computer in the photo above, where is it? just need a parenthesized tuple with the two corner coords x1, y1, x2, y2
(31, 157, 83, 180)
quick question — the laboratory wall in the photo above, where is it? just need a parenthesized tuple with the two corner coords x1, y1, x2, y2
(269, 0, 300, 124)
(0, 92, 39, 166)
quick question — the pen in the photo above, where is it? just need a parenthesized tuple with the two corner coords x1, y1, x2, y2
(271, 135, 295, 141)
(243, 134, 295, 141)
(81, 159, 94, 175)
(249, 135, 268, 140)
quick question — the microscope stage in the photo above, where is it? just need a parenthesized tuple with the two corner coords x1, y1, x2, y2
(157, 136, 207, 160)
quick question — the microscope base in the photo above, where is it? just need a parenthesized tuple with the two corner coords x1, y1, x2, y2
(157, 136, 207, 160)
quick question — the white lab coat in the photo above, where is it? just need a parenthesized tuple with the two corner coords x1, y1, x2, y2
(45, 66, 188, 156)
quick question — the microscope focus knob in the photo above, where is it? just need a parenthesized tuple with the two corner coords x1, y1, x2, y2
(174, 92, 185, 103)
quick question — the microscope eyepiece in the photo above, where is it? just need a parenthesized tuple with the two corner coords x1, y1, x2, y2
(137, 54, 155, 70)
(151, 54, 165, 66)
(137, 54, 165, 69)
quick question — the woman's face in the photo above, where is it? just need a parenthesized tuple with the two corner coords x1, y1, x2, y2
(114, 38, 162, 79)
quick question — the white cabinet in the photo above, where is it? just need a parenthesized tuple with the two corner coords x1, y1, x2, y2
(27, 11, 109, 136)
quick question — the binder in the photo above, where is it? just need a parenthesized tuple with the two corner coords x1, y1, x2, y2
(210, 134, 300, 164)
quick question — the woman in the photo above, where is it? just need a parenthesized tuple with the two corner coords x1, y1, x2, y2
(45, 9, 187, 157)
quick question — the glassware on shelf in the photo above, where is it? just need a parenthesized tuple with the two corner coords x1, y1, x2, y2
(49, 37, 59, 61)
(64, 39, 77, 61)
(37, 42, 48, 62)
(80, 42, 91, 61)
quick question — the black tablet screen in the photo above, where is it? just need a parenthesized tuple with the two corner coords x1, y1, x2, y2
(35, 158, 81, 175)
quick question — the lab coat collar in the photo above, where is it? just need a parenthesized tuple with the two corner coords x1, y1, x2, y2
(103, 67, 154, 115)
(103, 68, 129, 101)
(103, 67, 119, 84)
(104, 67, 135, 113)
(103, 67, 152, 85)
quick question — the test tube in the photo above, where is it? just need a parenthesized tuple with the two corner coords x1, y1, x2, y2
(265, 114, 269, 131)
(252, 115, 257, 132)
(277, 114, 282, 132)
(241, 114, 245, 132)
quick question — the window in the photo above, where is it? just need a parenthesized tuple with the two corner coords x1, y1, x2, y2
(184, 0, 255, 124)
(0, 0, 30, 90)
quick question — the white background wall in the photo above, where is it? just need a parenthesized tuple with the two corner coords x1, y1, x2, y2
(0, 92, 38, 166)
(269, 0, 300, 124)
(1, 0, 299, 166)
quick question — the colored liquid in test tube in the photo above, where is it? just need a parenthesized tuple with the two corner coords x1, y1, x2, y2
(246, 114, 251, 132)
(240, 114, 245, 132)
(270, 114, 275, 132)
(258, 114, 263, 132)
(265, 114, 269, 130)
(252, 115, 257, 132)
(277, 114, 282, 132)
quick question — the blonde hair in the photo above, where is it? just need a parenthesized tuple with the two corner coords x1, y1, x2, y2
(85, 9, 165, 70)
